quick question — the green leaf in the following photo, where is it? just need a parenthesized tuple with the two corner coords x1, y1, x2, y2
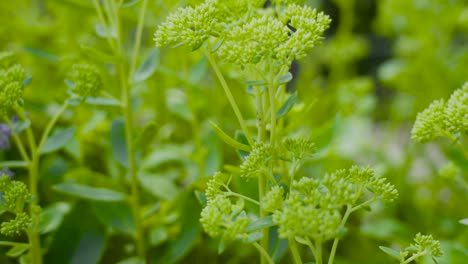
(194, 191, 207, 207)
(166, 89, 193, 121)
(149, 227, 168, 246)
(209, 121, 251, 152)
(243, 232, 262, 243)
(278, 72, 293, 84)
(111, 119, 129, 168)
(246, 216, 275, 232)
(11, 119, 30, 133)
(53, 182, 127, 202)
(276, 91, 298, 118)
(93, 202, 135, 235)
(459, 218, 468, 226)
(121, 0, 142, 8)
(235, 131, 251, 160)
(133, 48, 160, 83)
(139, 173, 178, 201)
(135, 122, 158, 152)
(432, 256, 439, 264)
(379, 246, 402, 260)
(95, 23, 117, 39)
(85, 96, 121, 106)
(39, 202, 72, 234)
(6, 244, 30, 257)
(41, 127, 76, 154)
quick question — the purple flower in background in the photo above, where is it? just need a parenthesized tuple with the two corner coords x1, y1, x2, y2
(0, 168, 15, 178)
(0, 123, 11, 150)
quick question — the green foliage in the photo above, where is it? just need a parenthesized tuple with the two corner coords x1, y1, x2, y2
(0, 53, 26, 117)
(66, 63, 103, 98)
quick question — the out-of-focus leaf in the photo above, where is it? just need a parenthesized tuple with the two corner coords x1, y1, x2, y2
(149, 227, 168, 246)
(459, 218, 468, 226)
(235, 131, 251, 160)
(278, 72, 293, 84)
(111, 119, 129, 168)
(85, 97, 121, 106)
(139, 173, 178, 201)
(95, 23, 117, 39)
(121, 0, 142, 8)
(39, 202, 72, 234)
(41, 127, 76, 154)
(276, 91, 298, 118)
(6, 244, 29, 257)
(246, 216, 275, 232)
(379, 246, 402, 260)
(134, 48, 160, 83)
(194, 191, 207, 207)
(53, 182, 127, 202)
(166, 88, 193, 121)
(135, 121, 158, 152)
(93, 202, 135, 235)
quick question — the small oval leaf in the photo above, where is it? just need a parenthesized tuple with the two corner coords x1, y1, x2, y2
(111, 119, 129, 168)
(40, 127, 76, 154)
(276, 91, 298, 118)
(133, 48, 160, 83)
(379, 246, 402, 260)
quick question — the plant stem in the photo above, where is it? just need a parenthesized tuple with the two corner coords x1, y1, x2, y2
(289, 237, 303, 264)
(267, 83, 277, 147)
(316, 239, 323, 264)
(129, 0, 149, 83)
(402, 251, 426, 264)
(259, 172, 269, 264)
(328, 205, 352, 264)
(0, 160, 29, 168)
(225, 192, 260, 206)
(204, 48, 254, 146)
(20, 110, 41, 264)
(253, 242, 275, 264)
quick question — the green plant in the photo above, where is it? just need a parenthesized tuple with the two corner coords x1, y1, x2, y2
(380, 233, 443, 264)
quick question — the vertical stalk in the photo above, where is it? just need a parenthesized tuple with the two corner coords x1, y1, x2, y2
(21, 111, 42, 264)
(327, 205, 352, 264)
(289, 237, 303, 264)
(204, 49, 254, 146)
(267, 83, 277, 147)
(316, 239, 323, 264)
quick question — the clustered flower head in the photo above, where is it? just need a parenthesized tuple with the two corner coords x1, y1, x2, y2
(0, 52, 27, 117)
(0, 174, 33, 237)
(411, 83, 468, 143)
(239, 143, 273, 179)
(283, 137, 316, 161)
(67, 63, 103, 98)
(154, 0, 331, 67)
(154, 1, 220, 51)
(200, 195, 250, 241)
(273, 166, 398, 240)
(399, 233, 443, 261)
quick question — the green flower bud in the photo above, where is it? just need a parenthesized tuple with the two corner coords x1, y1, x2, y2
(411, 99, 446, 143)
(240, 143, 273, 179)
(0, 212, 31, 237)
(0, 64, 26, 116)
(262, 186, 284, 212)
(67, 63, 103, 97)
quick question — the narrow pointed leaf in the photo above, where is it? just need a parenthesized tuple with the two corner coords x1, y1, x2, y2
(379, 246, 402, 260)
(53, 182, 127, 202)
(210, 121, 251, 152)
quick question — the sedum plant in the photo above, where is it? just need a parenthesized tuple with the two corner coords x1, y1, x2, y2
(380, 233, 443, 264)
(155, 1, 404, 263)
(0, 173, 41, 263)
